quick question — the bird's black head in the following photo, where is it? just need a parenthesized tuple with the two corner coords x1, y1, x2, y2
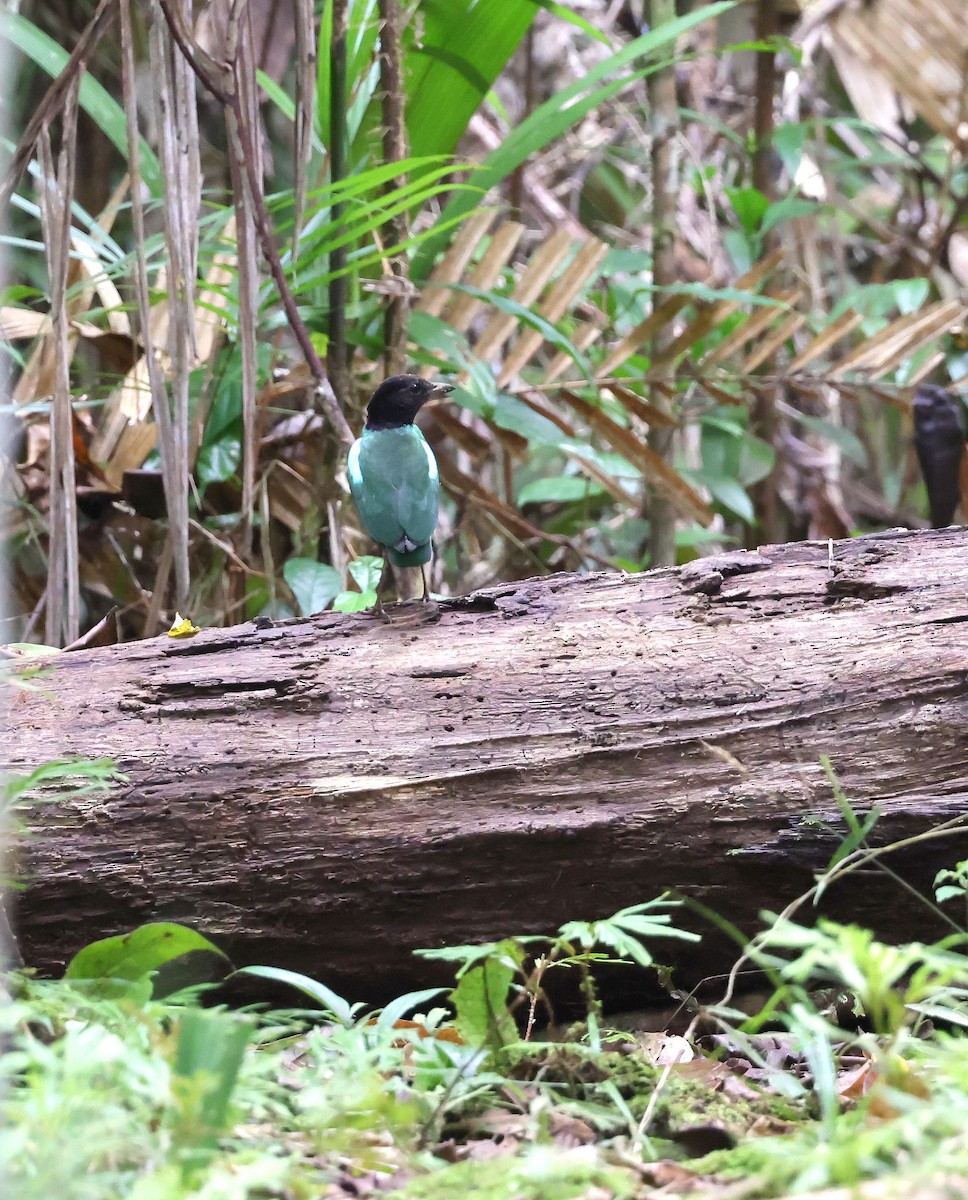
(364, 374, 454, 430)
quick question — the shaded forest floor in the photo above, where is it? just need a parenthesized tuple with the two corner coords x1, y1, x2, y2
(7, 864, 968, 1200)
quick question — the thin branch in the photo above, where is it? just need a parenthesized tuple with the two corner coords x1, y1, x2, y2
(327, 0, 351, 407)
(645, 0, 679, 567)
(121, 0, 185, 612)
(225, 0, 260, 552)
(378, 0, 410, 375)
(38, 86, 81, 647)
(147, 2, 197, 607)
(293, 0, 316, 262)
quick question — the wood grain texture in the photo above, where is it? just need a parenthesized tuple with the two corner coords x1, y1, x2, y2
(7, 528, 968, 1000)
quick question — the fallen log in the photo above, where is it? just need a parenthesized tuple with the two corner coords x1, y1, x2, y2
(7, 527, 968, 1002)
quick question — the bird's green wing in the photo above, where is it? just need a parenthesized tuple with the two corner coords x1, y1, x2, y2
(347, 427, 440, 553)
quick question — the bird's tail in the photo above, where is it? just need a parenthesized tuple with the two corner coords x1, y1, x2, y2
(387, 542, 432, 568)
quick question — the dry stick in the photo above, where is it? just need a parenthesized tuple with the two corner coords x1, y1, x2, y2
(0, 0, 116, 211)
(293, 0, 317, 263)
(378, 0, 410, 376)
(120, 0, 183, 623)
(327, 0, 351, 406)
(225, 1, 261, 555)
(749, 0, 783, 544)
(148, 6, 195, 609)
(38, 90, 81, 647)
(644, 0, 679, 567)
(751, 0, 778, 199)
(155, 0, 354, 449)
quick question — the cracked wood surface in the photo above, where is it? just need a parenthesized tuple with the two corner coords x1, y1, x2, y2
(7, 527, 968, 999)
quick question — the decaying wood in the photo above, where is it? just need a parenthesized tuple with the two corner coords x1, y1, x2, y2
(6, 528, 968, 1002)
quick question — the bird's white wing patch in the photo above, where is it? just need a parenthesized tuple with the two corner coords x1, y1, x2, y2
(346, 439, 363, 494)
(421, 436, 438, 484)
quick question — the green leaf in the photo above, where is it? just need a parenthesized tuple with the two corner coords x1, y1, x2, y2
(1, 641, 61, 658)
(699, 474, 755, 522)
(404, 0, 537, 161)
(171, 1009, 252, 1176)
(0, 11, 162, 196)
(373, 987, 450, 1034)
(234, 964, 360, 1025)
(558, 899, 698, 970)
(283, 558, 343, 615)
(451, 959, 517, 1051)
(517, 476, 606, 505)
(446, 283, 591, 376)
(493, 393, 569, 445)
(722, 228, 754, 274)
(347, 554, 384, 593)
(795, 413, 868, 467)
(65, 922, 229, 991)
(760, 195, 821, 234)
(196, 436, 241, 486)
(534, 0, 611, 45)
(725, 185, 770, 236)
(333, 590, 378, 612)
(737, 434, 776, 486)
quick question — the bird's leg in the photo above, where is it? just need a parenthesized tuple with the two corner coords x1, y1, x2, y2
(419, 563, 429, 601)
(374, 556, 392, 620)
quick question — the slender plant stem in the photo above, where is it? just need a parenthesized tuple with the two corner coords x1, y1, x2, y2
(379, 0, 410, 375)
(327, 0, 351, 406)
(645, 0, 679, 567)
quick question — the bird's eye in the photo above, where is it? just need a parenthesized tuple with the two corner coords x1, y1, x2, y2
(410, 380, 421, 392)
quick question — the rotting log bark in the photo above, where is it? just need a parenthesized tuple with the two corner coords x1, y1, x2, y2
(6, 528, 968, 1003)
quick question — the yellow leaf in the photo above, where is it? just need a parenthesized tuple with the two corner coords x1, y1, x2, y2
(167, 613, 201, 638)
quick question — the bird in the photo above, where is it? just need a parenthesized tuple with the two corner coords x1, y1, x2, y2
(912, 384, 966, 528)
(347, 374, 453, 601)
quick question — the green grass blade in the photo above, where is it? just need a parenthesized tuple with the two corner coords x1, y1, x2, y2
(1, 11, 162, 196)
(412, 2, 736, 280)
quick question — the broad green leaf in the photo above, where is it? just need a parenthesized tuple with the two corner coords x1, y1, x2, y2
(347, 554, 384, 592)
(701, 474, 755, 522)
(726, 185, 770, 236)
(832, 279, 930, 325)
(196, 436, 241, 486)
(451, 959, 517, 1051)
(65, 922, 228, 987)
(283, 558, 343, 615)
(738, 434, 776, 487)
(676, 524, 739, 548)
(404, 0, 537, 161)
(517, 476, 607, 505)
(722, 228, 753, 274)
(1, 11, 162, 196)
(333, 590, 378, 612)
(408, 310, 474, 367)
(171, 1009, 252, 1175)
(492, 393, 568, 445)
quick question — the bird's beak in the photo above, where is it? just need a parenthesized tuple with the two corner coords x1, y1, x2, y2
(428, 382, 454, 400)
